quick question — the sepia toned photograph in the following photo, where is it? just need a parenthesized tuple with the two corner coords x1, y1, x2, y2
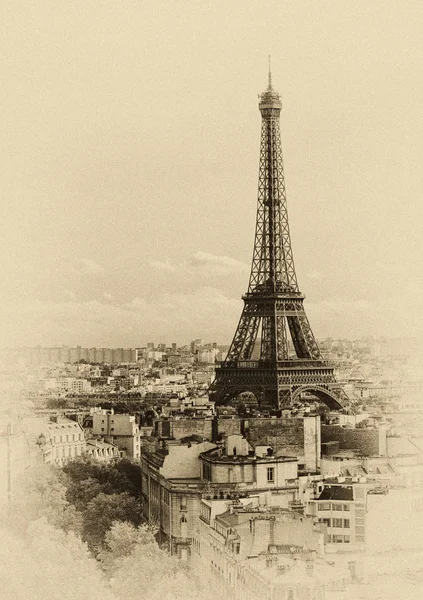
(1, 2, 422, 599)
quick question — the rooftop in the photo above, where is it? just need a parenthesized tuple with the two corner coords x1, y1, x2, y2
(317, 487, 354, 501)
(200, 446, 297, 464)
(216, 505, 305, 528)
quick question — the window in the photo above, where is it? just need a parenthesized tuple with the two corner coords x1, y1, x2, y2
(333, 534, 343, 543)
(332, 503, 343, 511)
(318, 503, 331, 511)
(180, 516, 188, 538)
(332, 518, 343, 528)
(343, 536, 350, 543)
(343, 504, 350, 511)
(267, 467, 274, 483)
(343, 519, 350, 528)
(180, 496, 187, 510)
(203, 463, 211, 481)
(320, 518, 330, 527)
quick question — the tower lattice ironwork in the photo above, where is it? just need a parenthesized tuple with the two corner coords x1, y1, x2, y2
(209, 69, 346, 410)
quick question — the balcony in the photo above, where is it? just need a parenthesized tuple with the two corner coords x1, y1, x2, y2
(217, 359, 331, 370)
(172, 536, 192, 545)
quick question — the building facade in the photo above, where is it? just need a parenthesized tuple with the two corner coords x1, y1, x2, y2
(92, 410, 140, 459)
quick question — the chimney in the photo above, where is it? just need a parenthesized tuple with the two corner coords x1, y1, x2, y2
(269, 518, 275, 545)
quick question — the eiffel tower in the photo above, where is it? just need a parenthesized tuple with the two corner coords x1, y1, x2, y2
(209, 67, 346, 411)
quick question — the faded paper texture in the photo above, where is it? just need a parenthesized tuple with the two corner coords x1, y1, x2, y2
(1, 2, 422, 600)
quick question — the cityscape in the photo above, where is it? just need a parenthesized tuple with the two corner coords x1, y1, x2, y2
(2, 3, 423, 600)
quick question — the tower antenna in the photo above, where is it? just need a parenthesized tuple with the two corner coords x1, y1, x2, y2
(268, 55, 272, 89)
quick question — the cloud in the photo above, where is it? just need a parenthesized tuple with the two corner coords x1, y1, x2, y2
(147, 251, 249, 279)
(75, 259, 105, 275)
(3, 283, 423, 348)
(0, 287, 242, 347)
(306, 271, 324, 281)
(150, 259, 176, 273)
(62, 289, 76, 300)
(187, 251, 249, 275)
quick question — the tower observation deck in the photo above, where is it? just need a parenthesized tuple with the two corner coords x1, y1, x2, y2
(209, 69, 346, 411)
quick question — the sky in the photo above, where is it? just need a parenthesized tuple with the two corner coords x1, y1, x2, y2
(1, 0, 422, 347)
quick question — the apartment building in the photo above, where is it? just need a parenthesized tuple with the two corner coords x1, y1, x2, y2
(141, 433, 311, 558)
(92, 410, 140, 459)
(307, 475, 423, 553)
(44, 377, 91, 393)
(307, 481, 361, 549)
(27, 416, 86, 465)
(85, 438, 120, 462)
(200, 434, 300, 509)
(141, 436, 216, 558)
(191, 497, 347, 600)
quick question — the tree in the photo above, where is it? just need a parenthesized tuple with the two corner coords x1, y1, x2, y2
(109, 533, 213, 600)
(82, 492, 142, 551)
(356, 419, 371, 429)
(63, 457, 141, 499)
(113, 458, 142, 498)
(98, 521, 157, 572)
(0, 519, 114, 600)
(46, 397, 70, 409)
(11, 464, 82, 536)
(66, 476, 107, 511)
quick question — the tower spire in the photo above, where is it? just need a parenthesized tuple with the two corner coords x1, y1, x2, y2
(268, 55, 272, 90)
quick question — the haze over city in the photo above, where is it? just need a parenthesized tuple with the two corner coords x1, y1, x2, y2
(2, 0, 422, 347)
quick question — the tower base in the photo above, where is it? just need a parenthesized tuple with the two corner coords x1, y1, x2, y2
(209, 359, 345, 410)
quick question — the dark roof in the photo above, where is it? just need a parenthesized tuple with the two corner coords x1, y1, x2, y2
(318, 486, 354, 501)
(215, 510, 240, 527)
(178, 434, 207, 444)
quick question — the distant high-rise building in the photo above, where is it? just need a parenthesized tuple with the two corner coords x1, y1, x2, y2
(103, 348, 113, 363)
(112, 348, 124, 363)
(123, 348, 135, 363)
(59, 346, 70, 363)
(135, 348, 145, 361)
(88, 348, 96, 363)
(79, 347, 89, 362)
(69, 347, 81, 363)
(95, 348, 106, 363)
